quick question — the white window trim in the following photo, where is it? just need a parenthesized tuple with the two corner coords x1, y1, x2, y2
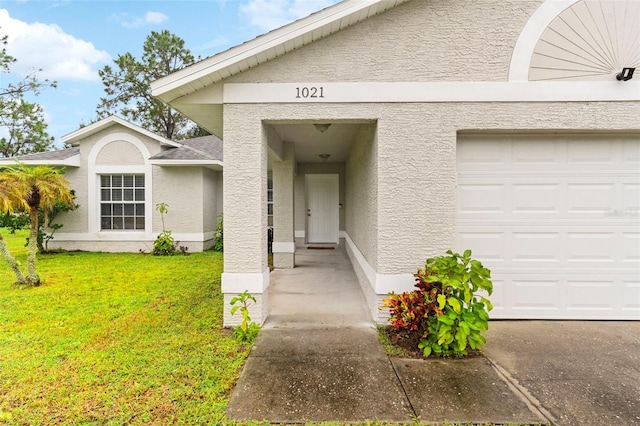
(88, 133, 153, 239)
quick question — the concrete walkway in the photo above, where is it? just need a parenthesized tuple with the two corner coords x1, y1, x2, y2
(227, 245, 640, 425)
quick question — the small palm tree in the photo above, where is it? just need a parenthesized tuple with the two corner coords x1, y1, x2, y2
(0, 163, 74, 285)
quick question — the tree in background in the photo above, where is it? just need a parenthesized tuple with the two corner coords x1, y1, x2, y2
(0, 163, 75, 286)
(96, 30, 208, 140)
(0, 33, 56, 158)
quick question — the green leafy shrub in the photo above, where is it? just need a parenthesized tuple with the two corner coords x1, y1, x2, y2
(152, 230, 177, 256)
(212, 214, 223, 252)
(382, 250, 493, 357)
(151, 203, 189, 256)
(230, 290, 260, 343)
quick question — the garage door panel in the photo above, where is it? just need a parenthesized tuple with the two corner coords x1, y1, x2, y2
(622, 234, 640, 262)
(566, 280, 617, 311)
(623, 183, 640, 210)
(457, 183, 505, 214)
(512, 232, 562, 262)
(512, 138, 561, 164)
(457, 134, 640, 320)
(622, 138, 640, 163)
(457, 232, 505, 262)
(510, 279, 562, 310)
(566, 232, 616, 263)
(512, 183, 560, 213)
(567, 183, 615, 213)
(622, 282, 640, 311)
(567, 138, 615, 164)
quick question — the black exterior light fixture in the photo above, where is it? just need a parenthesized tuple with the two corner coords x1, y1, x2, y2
(616, 67, 635, 81)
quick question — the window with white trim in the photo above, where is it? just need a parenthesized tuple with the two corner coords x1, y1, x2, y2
(100, 174, 145, 230)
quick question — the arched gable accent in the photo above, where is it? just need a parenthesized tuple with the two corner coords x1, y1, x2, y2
(510, 0, 640, 82)
(509, 0, 582, 81)
(87, 132, 153, 237)
(95, 140, 145, 165)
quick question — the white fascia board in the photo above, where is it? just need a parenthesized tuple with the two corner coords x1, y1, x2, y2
(151, 0, 409, 101)
(225, 81, 640, 103)
(62, 116, 180, 148)
(150, 159, 223, 168)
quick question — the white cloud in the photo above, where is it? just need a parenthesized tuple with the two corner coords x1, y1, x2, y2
(112, 11, 169, 29)
(239, 0, 338, 32)
(0, 9, 111, 82)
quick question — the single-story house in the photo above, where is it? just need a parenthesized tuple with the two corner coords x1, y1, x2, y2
(2, 116, 223, 252)
(150, 0, 639, 325)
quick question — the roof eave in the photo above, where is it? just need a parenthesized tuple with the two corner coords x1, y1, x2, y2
(149, 159, 223, 171)
(0, 155, 81, 168)
(62, 116, 181, 148)
(151, 0, 410, 103)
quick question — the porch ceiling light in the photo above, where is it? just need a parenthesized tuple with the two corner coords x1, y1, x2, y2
(319, 154, 330, 162)
(314, 123, 332, 133)
(616, 67, 635, 81)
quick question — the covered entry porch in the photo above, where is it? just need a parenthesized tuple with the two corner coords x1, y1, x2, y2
(221, 113, 400, 327)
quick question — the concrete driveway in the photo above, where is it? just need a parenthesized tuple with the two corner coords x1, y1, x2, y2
(483, 320, 640, 425)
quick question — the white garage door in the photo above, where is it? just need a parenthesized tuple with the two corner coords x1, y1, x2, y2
(456, 134, 640, 320)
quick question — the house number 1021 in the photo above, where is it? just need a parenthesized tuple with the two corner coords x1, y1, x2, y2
(295, 86, 324, 99)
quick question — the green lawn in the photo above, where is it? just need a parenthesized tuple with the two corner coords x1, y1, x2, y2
(0, 230, 538, 426)
(0, 229, 249, 425)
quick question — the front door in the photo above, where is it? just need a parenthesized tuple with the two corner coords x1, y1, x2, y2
(306, 174, 339, 243)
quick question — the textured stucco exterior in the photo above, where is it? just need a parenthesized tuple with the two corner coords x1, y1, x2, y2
(224, 0, 540, 85)
(345, 124, 378, 270)
(154, 0, 640, 324)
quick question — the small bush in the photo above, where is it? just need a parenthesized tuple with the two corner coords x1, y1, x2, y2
(382, 250, 493, 357)
(230, 290, 260, 343)
(212, 214, 223, 252)
(152, 230, 177, 256)
(151, 202, 188, 256)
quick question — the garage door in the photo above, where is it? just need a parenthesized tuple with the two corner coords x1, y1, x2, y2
(456, 134, 640, 319)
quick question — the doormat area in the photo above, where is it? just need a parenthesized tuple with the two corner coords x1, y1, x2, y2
(307, 246, 335, 250)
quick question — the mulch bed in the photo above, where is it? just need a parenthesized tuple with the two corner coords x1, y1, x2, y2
(379, 326, 483, 359)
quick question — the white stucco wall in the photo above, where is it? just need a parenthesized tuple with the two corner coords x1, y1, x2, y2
(345, 124, 378, 270)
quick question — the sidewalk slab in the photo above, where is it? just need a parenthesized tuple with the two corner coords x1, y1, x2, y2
(227, 328, 413, 423)
(392, 357, 545, 425)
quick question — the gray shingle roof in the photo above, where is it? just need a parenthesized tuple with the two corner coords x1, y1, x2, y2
(11, 147, 80, 161)
(150, 134, 223, 161)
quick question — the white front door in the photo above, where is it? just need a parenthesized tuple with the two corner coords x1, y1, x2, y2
(306, 174, 339, 243)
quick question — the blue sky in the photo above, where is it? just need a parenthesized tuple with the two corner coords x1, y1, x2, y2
(1, 0, 339, 146)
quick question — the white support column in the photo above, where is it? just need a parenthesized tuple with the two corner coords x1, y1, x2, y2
(272, 141, 295, 268)
(221, 110, 269, 326)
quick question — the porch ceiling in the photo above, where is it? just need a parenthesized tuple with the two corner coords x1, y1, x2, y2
(269, 122, 362, 163)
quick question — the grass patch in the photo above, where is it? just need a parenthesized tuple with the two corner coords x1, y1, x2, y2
(0, 230, 540, 426)
(0, 229, 250, 425)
